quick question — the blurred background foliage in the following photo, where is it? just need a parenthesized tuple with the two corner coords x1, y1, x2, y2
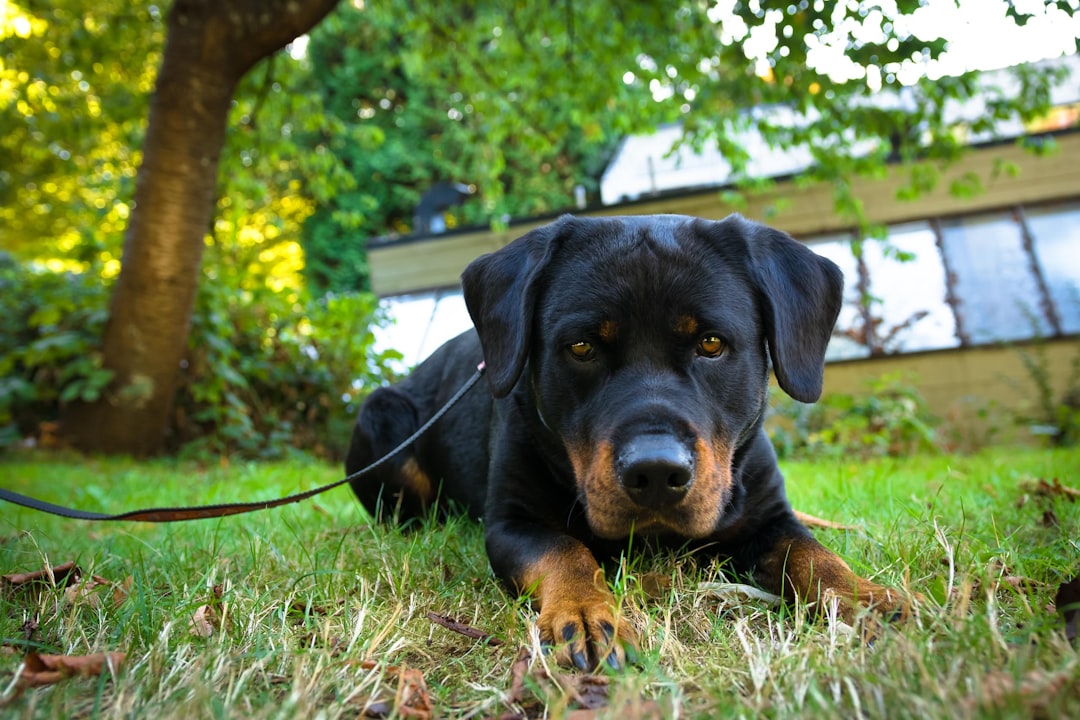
(1, 0, 1076, 458)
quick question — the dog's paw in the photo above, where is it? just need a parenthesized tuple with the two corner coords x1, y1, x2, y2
(536, 593, 639, 671)
(823, 580, 924, 643)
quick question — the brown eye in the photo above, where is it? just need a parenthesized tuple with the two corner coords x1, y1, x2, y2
(568, 341, 595, 361)
(697, 335, 726, 358)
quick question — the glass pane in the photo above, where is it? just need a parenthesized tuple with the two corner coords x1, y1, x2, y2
(1026, 202, 1080, 335)
(374, 290, 472, 368)
(939, 211, 1048, 343)
(862, 223, 958, 352)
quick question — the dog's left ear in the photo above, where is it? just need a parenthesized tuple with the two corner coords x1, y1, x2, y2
(461, 216, 572, 398)
(720, 215, 843, 403)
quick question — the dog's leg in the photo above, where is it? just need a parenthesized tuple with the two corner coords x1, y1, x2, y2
(487, 526, 638, 671)
(754, 530, 916, 626)
(346, 387, 435, 523)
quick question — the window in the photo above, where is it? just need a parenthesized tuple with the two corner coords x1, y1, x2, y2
(939, 210, 1055, 343)
(1026, 202, 1080, 335)
(809, 224, 957, 359)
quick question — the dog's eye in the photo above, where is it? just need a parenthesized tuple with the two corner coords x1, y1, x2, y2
(568, 341, 595, 361)
(697, 335, 726, 358)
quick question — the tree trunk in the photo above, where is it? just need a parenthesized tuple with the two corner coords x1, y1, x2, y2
(64, 0, 339, 455)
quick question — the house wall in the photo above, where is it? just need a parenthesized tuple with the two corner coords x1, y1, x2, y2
(818, 337, 1078, 444)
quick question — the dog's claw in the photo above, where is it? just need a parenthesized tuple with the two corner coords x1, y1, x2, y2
(538, 601, 639, 672)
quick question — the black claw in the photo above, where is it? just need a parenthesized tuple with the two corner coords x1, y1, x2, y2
(623, 644, 640, 667)
(889, 610, 904, 623)
(561, 624, 577, 642)
(605, 650, 621, 671)
(571, 650, 590, 671)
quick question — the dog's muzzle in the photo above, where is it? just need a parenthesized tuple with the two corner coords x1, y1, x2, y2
(615, 434, 694, 508)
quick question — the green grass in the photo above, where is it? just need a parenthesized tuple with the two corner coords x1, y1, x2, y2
(1, 446, 1078, 718)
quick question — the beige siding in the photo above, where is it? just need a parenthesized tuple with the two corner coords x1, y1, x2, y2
(817, 338, 1079, 441)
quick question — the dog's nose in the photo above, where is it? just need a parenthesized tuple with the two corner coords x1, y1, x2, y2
(617, 436, 693, 507)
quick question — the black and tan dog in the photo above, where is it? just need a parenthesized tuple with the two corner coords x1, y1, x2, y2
(346, 213, 913, 670)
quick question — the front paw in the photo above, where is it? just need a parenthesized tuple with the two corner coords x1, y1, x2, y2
(536, 591, 639, 671)
(820, 578, 923, 629)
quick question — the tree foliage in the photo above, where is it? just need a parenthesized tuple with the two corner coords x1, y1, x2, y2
(297, 6, 623, 293)
(1, 0, 1077, 455)
(0, 0, 163, 266)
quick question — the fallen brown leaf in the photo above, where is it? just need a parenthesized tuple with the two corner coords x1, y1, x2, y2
(1056, 575, 1080, 645)
(1019, 477, 1080, 501)
(637, 572, 672, 599)
(190, 604, 218, 638)
(554, 674, 610, 711)
(794, 510, 860, 532)
(394, 666, 434, 720)
(18, 651, 125, 688)
(63, 574, 115, 608)
(1040, 509, 1060, 528)
(962, 667, 1075, 713)
(2, 561, 81, 595)
(506, 647, 532, 707)
(427, 611, 504, 646)
(112, 575, 134, 607)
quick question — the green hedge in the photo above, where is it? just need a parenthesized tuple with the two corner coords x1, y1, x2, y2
(0, 254, 400, 459)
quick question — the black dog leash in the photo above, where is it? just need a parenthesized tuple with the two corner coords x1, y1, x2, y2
(0, 363, 486, 523)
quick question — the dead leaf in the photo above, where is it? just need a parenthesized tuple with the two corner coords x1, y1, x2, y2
(962, 667, 1075, 713)
(426, 611, 504, 646)
(506, 647, 531, 706)
(1056, 575, 1080, 645)
(18, 651, 125, 688)
(189, 604, 218, 638)
(394, 666, 434, 719)
(63, 574, 115, 608)
(1019, 477, 1080, 501)
(2, 561, 81, 595)
(794, 510, 860, 532)
(557, 674, 610, 710)
(112, 576, 134, 607)
(637, 572, 672, 599)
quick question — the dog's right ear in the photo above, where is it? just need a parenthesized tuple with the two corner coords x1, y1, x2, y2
(461, 216, 570, 398)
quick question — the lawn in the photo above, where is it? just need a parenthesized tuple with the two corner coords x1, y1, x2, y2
(1, 446, 1078, 718)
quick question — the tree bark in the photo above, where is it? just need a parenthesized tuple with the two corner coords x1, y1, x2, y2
(64, 0, 339, 455)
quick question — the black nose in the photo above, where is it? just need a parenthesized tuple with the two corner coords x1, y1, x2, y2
(617, 435, 694, 508)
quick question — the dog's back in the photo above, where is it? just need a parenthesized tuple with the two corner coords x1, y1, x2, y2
(345, 330, 490, 522)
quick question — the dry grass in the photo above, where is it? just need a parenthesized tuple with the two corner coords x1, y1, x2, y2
(1, 445, 1078, 718)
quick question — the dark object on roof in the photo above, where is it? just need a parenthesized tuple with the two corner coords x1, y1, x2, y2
(414, 181, 473, 234)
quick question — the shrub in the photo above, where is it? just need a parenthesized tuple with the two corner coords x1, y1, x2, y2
(175, 277, 400, 460)
(0, 255, 114, 450)
(768, 372, 940, 460)
(1014, 338, 1080, 447)
(0, 256, 400, 459)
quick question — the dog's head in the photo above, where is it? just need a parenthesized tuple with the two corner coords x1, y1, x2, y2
(462, 214, 842, 539)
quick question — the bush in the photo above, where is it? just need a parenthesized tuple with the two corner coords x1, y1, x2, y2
(1013, 340, 1080, 447)
(768, 372, 940, 460)
(0, 255, 114, 450)
(175, 278, 400, 460)
(0, 256, 400, 459)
